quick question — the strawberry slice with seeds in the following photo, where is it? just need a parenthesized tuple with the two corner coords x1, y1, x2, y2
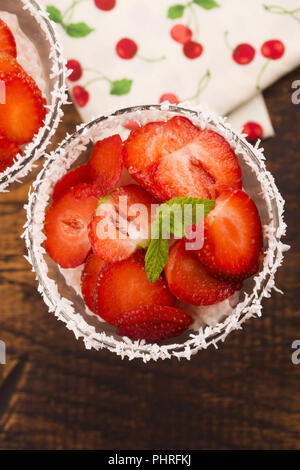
(0, 71, 47, 144)
(89, 135, 123, 194)
(165, 239, 242, 306)
(0, 51, 22, 73)
(197, 187, 263, 281)
(153, 129, 242, 200)
(89, 184, 158, 263)
(115, 305, 193, 342)
(0, 136, 22, 172)
(93, 252, 176, 324)
(44, 184, 98, 268)
(0, 19, 17, 57)
(123, 117, 200, 199)
(53, 164, 92, 201)
(81, 252, 108, 312)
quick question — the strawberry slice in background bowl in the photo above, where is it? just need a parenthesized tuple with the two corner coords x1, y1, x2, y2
(0, 1, 68, 191)
(25, 104, 288, 362)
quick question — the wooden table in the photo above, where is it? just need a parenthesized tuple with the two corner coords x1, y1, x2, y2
(0, 68, 299, 450)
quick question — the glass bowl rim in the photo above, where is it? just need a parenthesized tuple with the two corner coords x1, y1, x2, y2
(24, 103, 288, 361)
(0, 0, 68, 192)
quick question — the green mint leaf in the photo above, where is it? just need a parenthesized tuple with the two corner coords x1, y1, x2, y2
(110, 79, 133, 96)
(193, 0, 220, 10)
(145, 238, 169, 284)
(66, 22, 94, 38)
(145, 197, 215, 282)
(46, 5, 63, 24)
(167, 4, 185, 19)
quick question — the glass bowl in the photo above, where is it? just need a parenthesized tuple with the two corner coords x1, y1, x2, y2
(0, 0, 68, 192)
(24, 104, 288, 361)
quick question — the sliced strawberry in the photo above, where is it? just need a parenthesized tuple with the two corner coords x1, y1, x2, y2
(89, 184, 158, 263)
(93, 252, 176, 324)
(0, 51, 22, 73)
(123, 117, 199, 198)
(115, 305, 193, 342)
(0, 71, 47, 144)
(81, 252, 108, 312)
(44, 184, 98, 268)
(89, 135, 123, 194)
(165, 239, 242, 306)
(53, 164, 91, 201)
(0, 136, 22, 172)
(198, 187, 263, 281)
(0, 19, 17, 57)
(153, 129, 242, 200)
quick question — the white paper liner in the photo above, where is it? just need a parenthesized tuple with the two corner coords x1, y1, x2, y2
(23, 103, 289, 362)
(0, 0, 68, 192)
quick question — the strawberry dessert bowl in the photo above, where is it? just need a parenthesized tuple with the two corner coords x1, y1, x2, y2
(0, 0, 68, 192)
(24, 104, 288, 362)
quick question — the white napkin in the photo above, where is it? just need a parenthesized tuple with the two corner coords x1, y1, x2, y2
(40, 0, 300, 137)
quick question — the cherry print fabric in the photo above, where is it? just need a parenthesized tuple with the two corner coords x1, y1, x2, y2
(41, 0, 300, 138)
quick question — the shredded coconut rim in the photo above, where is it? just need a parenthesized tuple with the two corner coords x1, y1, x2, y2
(23, 103, 289, 362)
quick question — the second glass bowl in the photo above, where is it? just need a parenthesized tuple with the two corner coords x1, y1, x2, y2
(0, 0, 68, 192)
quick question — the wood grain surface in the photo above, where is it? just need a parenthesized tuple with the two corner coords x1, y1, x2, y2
(0, 68, 299, 450)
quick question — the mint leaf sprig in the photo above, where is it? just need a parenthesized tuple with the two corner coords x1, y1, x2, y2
(145, 197, 215, 283)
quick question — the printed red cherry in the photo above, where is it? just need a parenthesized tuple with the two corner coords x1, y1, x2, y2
(170, 24, 192, 45)
(94, 0, 116, 10)
(261, 40, 285, 60)
(183, 41, 203, 59)
(233, 44, 256, 65)
(72, 85, 89, 107)
(116, 38, 138, 59)
(159, 93, 179, 104)
(66, 59, 82, 81)
(242, 122, 263, 141)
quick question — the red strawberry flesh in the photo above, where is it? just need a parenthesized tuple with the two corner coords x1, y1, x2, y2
(165, 239, 242, 305)
(115, 305, 193, 342)
(153, 129, 242, 200)
(81, 252, 108, 312)
(0, 71, 47, 144)
(93, 252, 176, 324)
(89, 184, 158, 263)
(198, 187, 263, 280)
(53, 164, 91, 201)
(44, 184, 98, 268)
(89, 134, 123, 194)
(0, 19, 17, 57)
(123, 117, 200, 198)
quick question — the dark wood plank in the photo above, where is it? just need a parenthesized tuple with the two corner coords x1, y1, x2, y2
(0, 71, 299, 449)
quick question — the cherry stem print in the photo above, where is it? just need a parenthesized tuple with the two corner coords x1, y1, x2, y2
(46, 1, 94, 38)
(256, 39, 285, 90)
(186, 3, 199, 41)
(256, 60, 270, 90)
(81, 68, 133, 97)
(116, 38, 166, 62)
(183, 69, 211, 102)
(264, 4, 300, 23)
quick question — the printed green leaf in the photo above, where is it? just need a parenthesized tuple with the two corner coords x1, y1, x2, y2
(110, 79, 133, 96)
(145, 238, 169, 284)
(167, 4, 185, 19)
(193, 0, 220, 10)
(66, 22, 94, 38)
(145, 197, 215, 283)
(46, 5, 63, 24)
